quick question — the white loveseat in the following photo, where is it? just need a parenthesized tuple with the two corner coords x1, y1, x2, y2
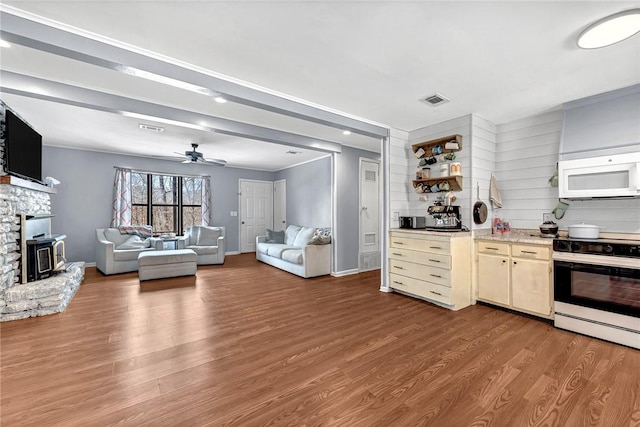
(95, 228, 160, 275)
(256, 225, 331, 278)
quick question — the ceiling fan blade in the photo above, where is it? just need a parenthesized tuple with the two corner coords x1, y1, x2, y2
(173, 151, 185, 156)
(181, 159, 193, 164)
(204, 158, 227, 166)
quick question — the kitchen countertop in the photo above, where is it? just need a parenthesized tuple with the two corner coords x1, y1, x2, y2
(390, 228, 471, 238)
(474, 229, 556, 245)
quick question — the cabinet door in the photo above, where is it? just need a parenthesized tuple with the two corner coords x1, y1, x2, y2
(477, 254, 510, 305)
(511, 259, 551, 316)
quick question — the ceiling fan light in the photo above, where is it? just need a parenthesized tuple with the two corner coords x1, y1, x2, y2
(0, 39, 11, 48)
(342, 130, 351, 135)
(214, 96, 227, 104)
(577, 9, 640, 49)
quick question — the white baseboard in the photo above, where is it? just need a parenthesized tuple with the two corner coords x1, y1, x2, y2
(84, 262, 96, 267)
(225, 251, 241, 255)
(331, 268, 359, 277)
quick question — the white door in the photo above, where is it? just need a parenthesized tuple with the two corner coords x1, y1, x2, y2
(360, 159, 381, 271)
(239, 180, 273, 253)
(273, 179, 287, 231)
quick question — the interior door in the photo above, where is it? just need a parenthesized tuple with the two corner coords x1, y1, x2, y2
(359, 159, 380, 271)
(239, 180, 273, 253)
(273, 179, 286, 231)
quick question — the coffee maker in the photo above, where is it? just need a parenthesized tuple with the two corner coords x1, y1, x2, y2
(426, 204, 462, 230)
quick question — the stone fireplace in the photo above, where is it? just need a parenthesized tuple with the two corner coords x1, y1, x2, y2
(0, 175, 84, 322)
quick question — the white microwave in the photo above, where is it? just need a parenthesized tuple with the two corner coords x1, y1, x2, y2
(558, 152, 640, 198)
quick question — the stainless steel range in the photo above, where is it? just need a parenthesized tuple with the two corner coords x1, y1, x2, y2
(553, 237, 640, 349)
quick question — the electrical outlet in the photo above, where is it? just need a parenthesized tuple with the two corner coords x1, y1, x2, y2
(230, 211, 237, 217)
(393, 211, 399, 220)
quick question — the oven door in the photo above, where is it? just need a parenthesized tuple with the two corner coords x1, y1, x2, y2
(554, 259, 640, 318)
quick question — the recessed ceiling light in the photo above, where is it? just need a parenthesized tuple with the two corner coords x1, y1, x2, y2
(214, 96, 227, 104)
(0, 40, 11, 48)
(577, 9, 640, 49)
(342, 130, 351, 135)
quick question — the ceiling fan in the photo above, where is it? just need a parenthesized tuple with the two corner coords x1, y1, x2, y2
(175, 143, 227, 166)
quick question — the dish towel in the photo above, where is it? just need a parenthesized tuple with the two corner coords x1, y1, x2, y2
(489, 174, 503, 208)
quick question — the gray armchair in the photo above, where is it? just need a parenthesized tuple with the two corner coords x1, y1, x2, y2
(95, 228, 160, 275)
(178, 225, 225, 265)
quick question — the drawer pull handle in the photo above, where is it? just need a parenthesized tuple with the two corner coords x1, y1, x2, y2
(428, 259, 441, 263)
(392, 252, 403, 256)
(393, 265, 404, 270)
(429, 246, 442, 249)
(394, 241, 404, 245)
(485, 247, 499, 251)
(393, 280, 404, 285)
(430, 274, 442, 278)
(430, 290, 443, 296)
(521, 251, 537, 255)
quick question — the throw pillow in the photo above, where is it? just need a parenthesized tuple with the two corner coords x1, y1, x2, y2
(196, 226, 222, 246)
(265, 229, 285, 243)
(308, 227, 332, 245)
(116, 235, 151, 250)
(117, 225, 153, 238)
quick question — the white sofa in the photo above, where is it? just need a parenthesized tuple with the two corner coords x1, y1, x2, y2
(177, 225, 226, 265)
(95, 228, 160, 275)
(256, 225, 331, 278)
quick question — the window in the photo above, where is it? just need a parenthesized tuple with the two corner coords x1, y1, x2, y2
(131, 173, 207, 234)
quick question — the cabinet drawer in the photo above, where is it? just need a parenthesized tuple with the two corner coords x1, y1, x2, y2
(390, 236, 450, 254)
(389, 259, 450, 285)
(389, 250, 450, 270)
(477, 241, 510, 256)
(389, 247, 451, 270)
(389, 273, 452, 305)
(512, 244, 550, 260)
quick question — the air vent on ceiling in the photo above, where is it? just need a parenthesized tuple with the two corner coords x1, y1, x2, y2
(139, 123, 164, 132)
(286, 150, 302, 155)
(421, 92, 451, 107)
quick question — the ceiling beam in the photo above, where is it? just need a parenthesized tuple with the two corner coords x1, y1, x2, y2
(0, 71, 343, 154)
(0, 9, 389, 140)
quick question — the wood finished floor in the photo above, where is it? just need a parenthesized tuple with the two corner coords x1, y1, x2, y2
(2, 253, 639, 427)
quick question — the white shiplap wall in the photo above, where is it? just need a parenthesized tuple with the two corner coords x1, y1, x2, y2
(495, 110, 640, 233)
(470, 115, 497, 230)
(389, 128, 410, 229)
(406, 115, 473, 228)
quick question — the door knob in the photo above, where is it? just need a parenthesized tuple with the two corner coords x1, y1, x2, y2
(242, 221, 245, 224)
(362, 206, 368, 211)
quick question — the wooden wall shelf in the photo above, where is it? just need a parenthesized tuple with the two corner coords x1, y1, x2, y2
(0, 175, 57, 194)
(412, 134, 462, 158)
(412, 175, 463, 192)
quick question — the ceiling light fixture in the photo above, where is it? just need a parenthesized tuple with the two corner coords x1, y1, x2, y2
(0, 39, 11, 48)
(121, 111, 208, 131)
(138, 123, 164, 132)
(213, 96, 227, 104)
(120, 66, 213, 95)
(577, 9, 640, 49)
(342, 130, 351, 135)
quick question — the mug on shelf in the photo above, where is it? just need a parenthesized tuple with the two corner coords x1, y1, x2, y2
(450, 162, 462, 176)
(432, 144, 443, 155)
(438, 163, 450, 177)
(440, 181, 451, 191)
(430, 183, 440, 193)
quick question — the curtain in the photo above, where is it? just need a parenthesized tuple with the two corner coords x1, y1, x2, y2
(111, 167, 132, 227)
(201, 176, 211, 226)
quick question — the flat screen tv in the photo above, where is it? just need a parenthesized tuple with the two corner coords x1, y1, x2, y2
(3, 108, 42, 183)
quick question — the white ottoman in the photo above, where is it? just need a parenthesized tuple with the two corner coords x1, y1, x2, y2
(138, 249, 197, 281)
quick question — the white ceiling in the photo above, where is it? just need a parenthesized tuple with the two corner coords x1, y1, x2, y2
(1, 1, 639, 170)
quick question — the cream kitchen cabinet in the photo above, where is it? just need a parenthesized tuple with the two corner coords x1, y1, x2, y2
(389, 230, 471, 310)
(476, 240, 553, 319)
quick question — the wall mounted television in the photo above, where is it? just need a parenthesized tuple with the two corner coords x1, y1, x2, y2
(1, 104, 43, 183)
